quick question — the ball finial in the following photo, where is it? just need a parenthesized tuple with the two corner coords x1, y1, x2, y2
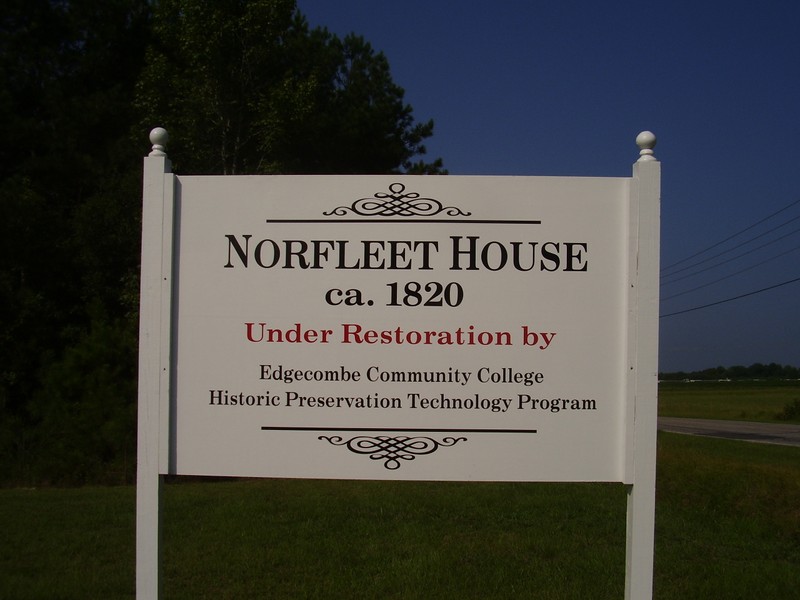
(636, 131, 657, 162)
(149, 127, 169, 157)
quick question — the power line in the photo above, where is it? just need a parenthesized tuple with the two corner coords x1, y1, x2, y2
(660, 276, 800, 318)
(661, 197, 800, 274)
(661, 244, 800, 301)
(660, 226, 800, 286)
(661, 215, 800, 281)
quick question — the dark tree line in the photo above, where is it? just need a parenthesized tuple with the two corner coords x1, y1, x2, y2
(659, 363, 800, 381)
(0, 0, 444, 485)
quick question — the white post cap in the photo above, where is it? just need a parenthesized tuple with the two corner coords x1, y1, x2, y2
(636, 131, 657, 162)
(149, 127, 169, 157)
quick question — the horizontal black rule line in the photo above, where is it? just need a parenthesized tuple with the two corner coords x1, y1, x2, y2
(264, 219, 542, 224)
(261, 427, 537, 434)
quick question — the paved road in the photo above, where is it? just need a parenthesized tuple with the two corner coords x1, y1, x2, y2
(658, 417, 800, 447)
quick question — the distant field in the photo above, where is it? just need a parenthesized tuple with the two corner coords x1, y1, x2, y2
(2, 433, 799, 599)
(658, 379, 800, 422)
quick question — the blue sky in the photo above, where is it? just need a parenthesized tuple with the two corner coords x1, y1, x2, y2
(298, 0, 800, 372)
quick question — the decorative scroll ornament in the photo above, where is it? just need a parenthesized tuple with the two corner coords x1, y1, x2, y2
(319, 434, 467, 470)
(323, 183, 471, 218)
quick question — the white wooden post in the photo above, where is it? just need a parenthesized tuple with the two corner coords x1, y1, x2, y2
(136, 128, 173, 600)
(624, 131, 661, 600)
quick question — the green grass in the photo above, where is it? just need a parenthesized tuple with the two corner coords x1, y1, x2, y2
(655, 433, 800, 598)
(0, 486, 135, 599)
(160, 479, 628, 599)
(2, 382, 796, 598)
(2, 433, 799, 599)
(658, 380, 800, 422)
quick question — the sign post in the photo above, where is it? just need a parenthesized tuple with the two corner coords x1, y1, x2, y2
(136, 130, 660, 598)
(136, 127, 173, 599)
(625, 133, 661, 599)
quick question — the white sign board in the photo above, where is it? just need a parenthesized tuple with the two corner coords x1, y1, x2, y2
(137, 130, 660, 599)
(170, 175, 632, 481)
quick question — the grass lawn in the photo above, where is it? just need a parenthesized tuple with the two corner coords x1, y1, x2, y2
(2, 432, 799, 599)
(658, 379, 800, 422)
